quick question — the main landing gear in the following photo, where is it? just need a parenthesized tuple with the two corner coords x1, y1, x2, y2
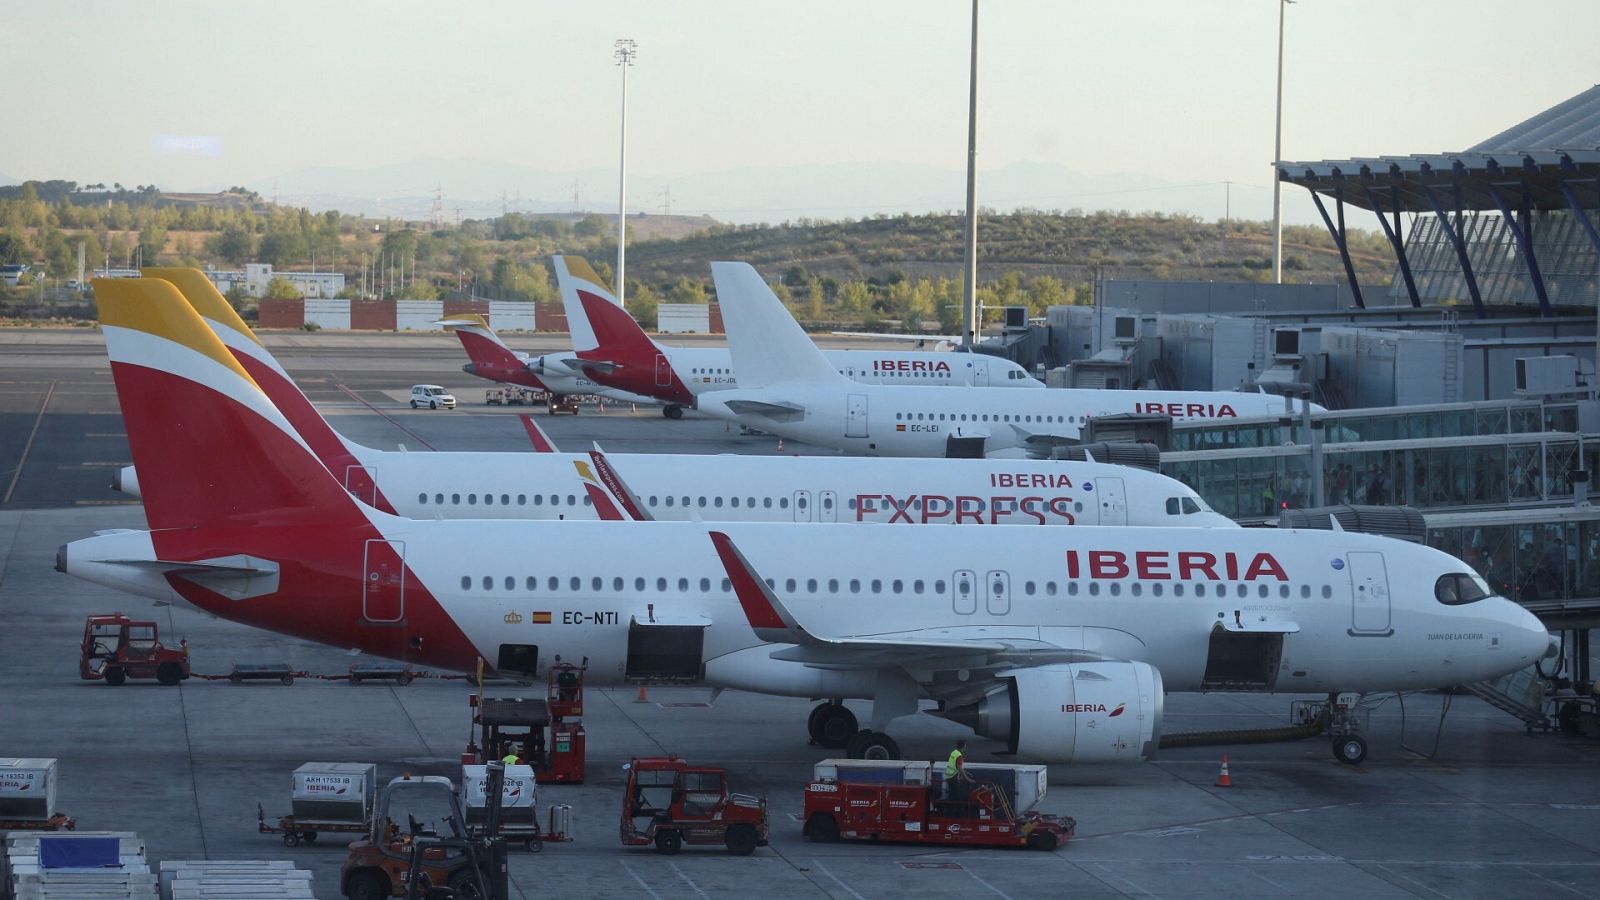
(807, 701, 904, 760)
(663, 405, 685, 420)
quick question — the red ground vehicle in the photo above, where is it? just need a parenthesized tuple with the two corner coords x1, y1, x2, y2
(620, 757, 769, 855)
(466, 662, 586, 784)
(802, 759, 1073, 851)
(79, 613, 190, 686)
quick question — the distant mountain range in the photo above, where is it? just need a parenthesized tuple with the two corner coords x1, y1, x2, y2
(242, 158, 1289, 227)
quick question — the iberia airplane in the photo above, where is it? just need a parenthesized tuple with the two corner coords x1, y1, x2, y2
(698, 262, 1328, 459)
(65, 277, 1552, 766)
(437, 312, 656, 407)
(552, 256, 1042, 419)
(124, 268, 1233, 529)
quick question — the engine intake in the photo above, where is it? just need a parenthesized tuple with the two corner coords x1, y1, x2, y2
(943, 661, 1163, 763)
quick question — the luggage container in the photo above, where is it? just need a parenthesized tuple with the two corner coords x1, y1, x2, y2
(461, 765, 570, 852)
(257, 763, 376, 848)
(0, 759, 72, 831)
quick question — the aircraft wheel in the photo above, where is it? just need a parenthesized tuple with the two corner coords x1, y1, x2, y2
(654, 830, 683, 855)
(664, 405, 684, 420)
(846, 730, 900, 761)
(104, 667, 126, 686)
(810, 703, 857, 749)
(1333, 735, 1368, 765)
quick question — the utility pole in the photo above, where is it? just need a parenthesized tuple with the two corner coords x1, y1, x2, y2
(614, 38, 638, 305)
(960, 0, 980, 346)
(1271, 0, 1294, 284)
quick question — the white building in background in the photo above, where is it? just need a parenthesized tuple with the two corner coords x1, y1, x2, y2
(657, 303, 710, 334)
(206, 263, 345, 299)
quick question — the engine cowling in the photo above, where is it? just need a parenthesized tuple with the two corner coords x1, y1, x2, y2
(946, 661, 1163, 763)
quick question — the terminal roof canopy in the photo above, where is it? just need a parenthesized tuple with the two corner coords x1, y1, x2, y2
(1278, 84, 1600, 213)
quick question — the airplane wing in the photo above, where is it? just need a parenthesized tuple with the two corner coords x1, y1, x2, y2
(830, 331, 960, 352)
(708, 531, 1100, 673)
(518, 415, 559, 453)
(1007, 424, 1082, 457)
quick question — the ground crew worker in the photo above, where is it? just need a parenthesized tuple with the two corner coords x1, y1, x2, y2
(944, 740, 967, 801)
(501, 744, 521, 765)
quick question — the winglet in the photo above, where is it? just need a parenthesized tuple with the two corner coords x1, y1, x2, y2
(1328, 513, 1344, 531)
(519, 415, 559, 453)
(708, 531, 809, 643)
(587, 449, 653, 521)
(574, 459, 628, 521)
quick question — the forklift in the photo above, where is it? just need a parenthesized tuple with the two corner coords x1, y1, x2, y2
(619, 757, 769, 855)
(341, 768, 509, 900)
(466, 661, 586, 785)
(79, 613, 191, 686)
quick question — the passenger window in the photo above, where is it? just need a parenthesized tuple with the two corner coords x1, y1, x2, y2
(713, 496, 723, 508)
(1236, 584, 1247, 598)
(635, 577, 645, 592)
(548, 576, 558, 591)
(568, 495, 577, 506)
(418, 493, 427, 504)
(482, 576, 493, 590)
(1321, 585, 1333, 598)
(502, 494, 510, 506)
(913, 579, 924, 594)
(1152, 584, 1163, 597)
(807, 578, 818, 593)
(850, 579, 861, 593)
(1088, 583, 1100, 596)
(435, 493, 444, 505)
(678, 578, 689, 592)
(517, 494, 526, 505)
(452, 493, 461, 505)
(1258, 584, 1269, 598)
(504, 576, 514, 590)
(484, 494, 493, 506)
(569, 577, 580, 591)
(764, 497, 773, 508)
(591, 577, 602, 591)
(1280, 585, 1290, 598)
(665, 496, 674, 507)
(526, 577, 536, 591)
(892, 579, 903, 593)
(460, 576, 471, 590)
(699, 578, 710, 592)
(1067, 582, 1078, 596)
(871, 579, 882, 593)
(1045, 581, 1057, 596)
(1130, 583, 1141, 597)
(1195, 584, 1206, 597)
(1173, 583, 1184, 597)
(780, 498, 789, 509)
(785, 578, 796, 592)
(829, 578, 839, 592)
(534, 495, 543, 506)
(1300, 584, 1311, 598)
(614, 577, 624, 592)
(731, 497, 739, 508)
(468, 494, 477, 505)
(657, 577, 667, 592)
(698, 497, 707, 508)
(721, 578, 731, 592)
(1024, 581, 1036, 596)
(1109, 583, 1120, 596)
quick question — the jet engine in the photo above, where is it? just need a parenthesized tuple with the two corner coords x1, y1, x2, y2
(941, 661, 1163, 763)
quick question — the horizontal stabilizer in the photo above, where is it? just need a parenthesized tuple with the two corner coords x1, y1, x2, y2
(722, 399, 807, 421)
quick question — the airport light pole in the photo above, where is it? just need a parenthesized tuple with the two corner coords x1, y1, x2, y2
(960, 0, 980, 347)
(1271, 0, 1294, 284)
(614, 38, 637, 306)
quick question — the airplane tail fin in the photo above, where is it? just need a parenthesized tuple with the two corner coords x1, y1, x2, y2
(439, 314, 545, 390)
(710, 262, 848, 389)
(142, 268, 395, 513)
(553, 256, 620, 352)
(94, 278, 368, 532)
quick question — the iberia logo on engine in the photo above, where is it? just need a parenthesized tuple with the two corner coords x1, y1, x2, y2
(1063, 702, 1127, 716)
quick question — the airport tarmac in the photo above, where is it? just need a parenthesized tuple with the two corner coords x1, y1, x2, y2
(3, 330, 1599, 899)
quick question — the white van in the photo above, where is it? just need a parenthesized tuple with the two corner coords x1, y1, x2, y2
(409, 384, 456, 409)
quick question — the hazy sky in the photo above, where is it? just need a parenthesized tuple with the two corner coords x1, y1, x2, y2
(2, 0, 1593, 223)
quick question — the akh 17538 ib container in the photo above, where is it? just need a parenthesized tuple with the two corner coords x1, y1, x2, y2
(290, 762, 376, 826)
(0, 758, 58, 821)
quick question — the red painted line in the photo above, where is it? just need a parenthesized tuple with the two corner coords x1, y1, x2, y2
(333, 383, 437, 451)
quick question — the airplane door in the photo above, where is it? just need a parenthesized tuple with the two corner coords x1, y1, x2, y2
(1095, 477, 1127, 526)
(362, 539, 405, 623)
(792, 490, 812, 522)
(986, 570, 1011, 616)
(654, 353, 672, 387)
(344, 465, 377, 506)
(952, 569, 977, 615)
(846, 394, 869, 438)
(1348, 551, 1393, 635)
(819, 490, 837, 523)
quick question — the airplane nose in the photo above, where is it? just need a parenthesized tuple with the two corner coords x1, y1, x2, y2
(1505, 602, 1553, 661)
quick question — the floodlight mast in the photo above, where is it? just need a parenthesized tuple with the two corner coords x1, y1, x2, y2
(1271, 0, 1294, 285)
(961, 0, 980, 347)
(615, 38, 637, 306)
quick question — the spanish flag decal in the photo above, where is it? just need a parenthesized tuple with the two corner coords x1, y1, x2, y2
(531, 611, 553, 625)
(896, 423, 907, 431)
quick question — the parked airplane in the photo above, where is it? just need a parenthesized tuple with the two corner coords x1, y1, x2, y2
(439, 310, 655, 408)
(66, 277, 1553, 766)
(126, 268, 1233, 528)
(698, 262, 1326, 458)
(553, 256, 1042, 419)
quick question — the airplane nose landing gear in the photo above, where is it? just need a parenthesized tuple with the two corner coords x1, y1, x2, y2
(845, 731, 900, 760)
(1327, 692, 1368, 765)
(807, 701, 858, 749)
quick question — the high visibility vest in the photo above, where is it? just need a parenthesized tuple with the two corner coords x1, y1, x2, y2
(945, 749, 963, 778)
(502, 754, 520, 765)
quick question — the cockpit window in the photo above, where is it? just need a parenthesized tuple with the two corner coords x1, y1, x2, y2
(1181, 497, 1201, 514)
(1435, 572, 1491, 606)
(1165, 498, 1180, 516)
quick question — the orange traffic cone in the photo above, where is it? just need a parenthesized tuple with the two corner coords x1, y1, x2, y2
(1215, 754, 1232, 787)
(635, 684, 649, 703)
(777, 437, 785, 452)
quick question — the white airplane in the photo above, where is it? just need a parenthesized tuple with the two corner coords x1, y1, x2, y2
(124, 268, 1232, 529)
(65, 276, 1553, 767)
(438, 310, 656, 408)
(698, 262, 1328, 459)
(553, 256, 1042, 419)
